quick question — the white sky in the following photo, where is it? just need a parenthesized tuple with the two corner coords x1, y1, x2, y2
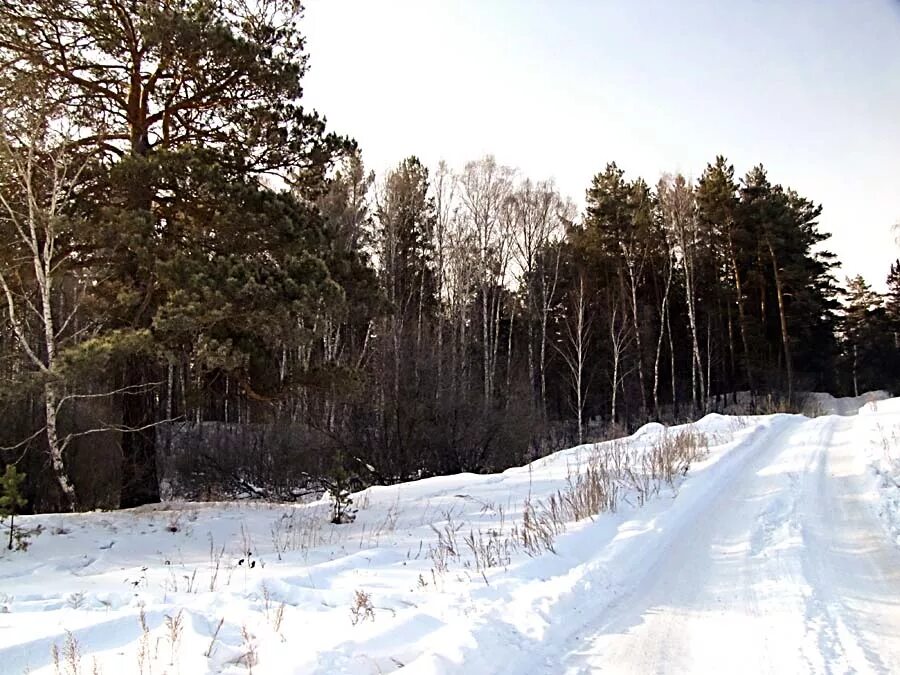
(301, 0, 900, 288)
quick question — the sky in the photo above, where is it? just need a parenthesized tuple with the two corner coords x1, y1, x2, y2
(301, 0, 900, 288)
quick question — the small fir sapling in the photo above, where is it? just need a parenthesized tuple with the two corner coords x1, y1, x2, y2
(0, 465, 27, 550)
(328, 453, 358, 524)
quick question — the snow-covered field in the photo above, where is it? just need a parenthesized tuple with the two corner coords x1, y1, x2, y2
(3, 394, 900, 674)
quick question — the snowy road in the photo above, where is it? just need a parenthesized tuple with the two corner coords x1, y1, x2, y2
(4, 399, 900, 674)
(497, 413, 900, 674)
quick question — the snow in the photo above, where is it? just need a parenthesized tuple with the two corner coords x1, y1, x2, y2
(2, 396, 900, 674)
(807, 389, 890, 416)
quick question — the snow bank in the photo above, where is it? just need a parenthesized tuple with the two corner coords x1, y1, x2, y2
(811, 389, 891, 416)
(2, 398, 899, 673)
(855, 395, 900, 547)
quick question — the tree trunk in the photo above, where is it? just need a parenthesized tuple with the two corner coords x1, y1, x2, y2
(766, 236, 793, 401)
(119, 83, 161, 508)
(119, 361, 161, 508)
(43, 383, 76, 509)
(706, 321, 712, 403)
(483, 285, 491, 405)
(623, 255, 647, 418)
(34, 245, 78, 510)
(727, 233, 754, 391)
(538, 247, 561, 418)
(527, 316, 535, 407)
(668, 307, 677, 419)
(610, 304, 628, 426)
(505, 309, 515, 408)
(653, 257, 673, 418)
(682, 247, 706, 410)
(725, 298, 736, 387)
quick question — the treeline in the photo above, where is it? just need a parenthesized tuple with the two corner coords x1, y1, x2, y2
(0, 1, 896, 512)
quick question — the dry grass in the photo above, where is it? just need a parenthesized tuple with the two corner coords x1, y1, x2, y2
(517, 497, 562, 555)
(463, 526, 515, 571)
(874, 422, 900, 465)
(261, 582, 287, 636)
(205, 617, 225, 658)
(526, 428, 709, 549)
(427, 512, 463, 576)
(237, 625, 258, 674)
(419, 427, 710, 577)
(163, 609, 184, 666)
(51, 631, 81, 675)
(47, 628, 104, 675)
(208, 535, 227, 591)
(560, 454, 620, 520)
(270, 508, 327, 560)
(350, 590, 375, 625)
(136, 606, 151, 675)
(649, 428, 709, 482)
(624, 428, 709, 505)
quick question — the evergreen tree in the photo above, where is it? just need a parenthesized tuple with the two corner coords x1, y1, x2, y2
(697, 157, 752, 391)
(369, 157, 439, 479)
(377, 157, 439, 321)
(0, 0, 349, 506)
(736, 167, 839, 397)
(841, 276, 892, 396)
(885, 261, 900, 343)
(579, 163, 650, 417)
(0, 465, 27, 550)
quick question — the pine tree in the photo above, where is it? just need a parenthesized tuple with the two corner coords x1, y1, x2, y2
(734, 167, 839, 398)
(580, 163, 651, 417)
(885, 261, 900, 344)
(0, 0, 350, 506)
(697, 157, 753, 391)
(371, 157, 439, 479)
(841, 276, 890, 396)
(882, 261, 900, 389)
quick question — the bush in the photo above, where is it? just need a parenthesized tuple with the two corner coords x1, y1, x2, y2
(160, 421, 336, 501)
(0, 464, 27, 550)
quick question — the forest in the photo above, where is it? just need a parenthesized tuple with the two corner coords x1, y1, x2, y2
(1, 0, 898, 514)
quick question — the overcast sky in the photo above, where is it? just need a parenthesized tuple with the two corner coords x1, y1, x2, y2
(302, 0, 900, 288)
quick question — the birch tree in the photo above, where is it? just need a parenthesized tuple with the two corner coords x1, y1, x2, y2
(660, 174, 706, 410)
(458, 156, 514, 406)
(0, 107, 90, 508)
(650, 184, 676, 418)
(510, 179, 567, 412)
(554, 272, 593, 444)
(608, 299, 634, 426)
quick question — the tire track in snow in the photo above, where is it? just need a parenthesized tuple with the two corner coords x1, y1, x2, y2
(415, 411, 900, 674)
(408, 414, 806, 674)
(797, 415, 900, 674)
(559, 413, 900, 674)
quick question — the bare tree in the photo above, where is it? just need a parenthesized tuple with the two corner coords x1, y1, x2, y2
(509, 179, 567, 413)
(554, 272, 592, 444)
(650, 191, 676, 419)
(660, 174, 705, 410)
(458, 156, 514, 406)
(618, 180, 652, 419)
(443, 201, 477, 398)
(432, 161, 456, 395)
(608, 298, 634, 426)
(0, 106, 92, 508)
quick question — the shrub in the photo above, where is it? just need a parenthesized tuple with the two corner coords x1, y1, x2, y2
(0, 464, 27, 551)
